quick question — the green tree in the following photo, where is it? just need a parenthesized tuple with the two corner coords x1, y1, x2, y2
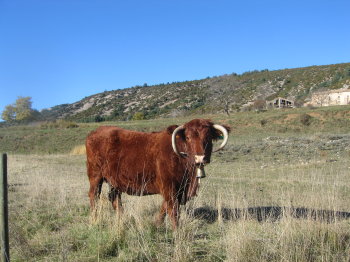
(1, 96, 39, 122)
(15, 96, 34, 121)
(1, 105, 16, 122)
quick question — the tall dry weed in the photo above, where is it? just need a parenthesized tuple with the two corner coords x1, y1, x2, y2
(70, 144, 86, 155)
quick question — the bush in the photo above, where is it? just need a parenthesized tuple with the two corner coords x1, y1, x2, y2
(300, 113, 312, 126)
(94, 115, 105, 122)
(260, 119, 268, 126)
(132, 112, 145, 121)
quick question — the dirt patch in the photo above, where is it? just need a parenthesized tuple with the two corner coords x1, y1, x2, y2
(284, 114, 299, 121)
(334, 110, 350, 119)
(308, 112, 325, 120)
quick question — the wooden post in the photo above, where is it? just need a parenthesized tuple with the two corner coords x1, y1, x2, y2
(0, 154, 10, 262)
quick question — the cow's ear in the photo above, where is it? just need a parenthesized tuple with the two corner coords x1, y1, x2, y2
(212, 124, 231, 140)
(167, 125, 185, 140)
(167, 125, 179, 135)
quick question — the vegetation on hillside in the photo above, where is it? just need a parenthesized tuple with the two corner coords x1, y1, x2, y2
(35, 63, 350, 123)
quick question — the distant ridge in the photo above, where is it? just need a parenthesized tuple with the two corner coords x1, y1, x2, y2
(40, 62, 350, 122)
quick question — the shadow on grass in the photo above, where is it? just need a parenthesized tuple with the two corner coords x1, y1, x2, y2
(190, 206, 350, 223)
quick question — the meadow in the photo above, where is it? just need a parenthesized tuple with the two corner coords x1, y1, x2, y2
(2, 105, 350, 261)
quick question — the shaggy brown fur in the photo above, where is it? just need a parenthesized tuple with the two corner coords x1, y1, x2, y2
(86, 119, 230, 228)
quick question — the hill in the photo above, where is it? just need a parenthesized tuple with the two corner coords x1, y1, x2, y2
(40, 63, 350, 122)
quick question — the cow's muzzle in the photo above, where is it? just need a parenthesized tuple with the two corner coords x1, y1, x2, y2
(194, 155, 205, 165)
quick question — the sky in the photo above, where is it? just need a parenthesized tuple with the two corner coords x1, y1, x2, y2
(0, 0, 350, 119)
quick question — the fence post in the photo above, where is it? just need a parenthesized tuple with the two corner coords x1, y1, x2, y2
(0, 154, 10, 262)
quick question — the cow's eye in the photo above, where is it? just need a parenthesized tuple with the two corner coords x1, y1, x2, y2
(186, 136, 190, 141)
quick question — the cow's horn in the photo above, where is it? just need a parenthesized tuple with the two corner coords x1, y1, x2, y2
(212, 124, 229, 152)
(171, 125, 187, 157)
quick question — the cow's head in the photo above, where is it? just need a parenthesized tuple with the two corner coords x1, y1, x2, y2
(168, 119, 230, 166)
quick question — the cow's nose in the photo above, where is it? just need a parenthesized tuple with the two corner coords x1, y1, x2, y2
(194, 155, 205, 164)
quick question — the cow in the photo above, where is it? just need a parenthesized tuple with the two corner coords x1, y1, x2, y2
(86, 119, 230, 229)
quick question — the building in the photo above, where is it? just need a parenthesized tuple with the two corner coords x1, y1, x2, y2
(309, 88, 350, 107)
(267, 97, 294, 108)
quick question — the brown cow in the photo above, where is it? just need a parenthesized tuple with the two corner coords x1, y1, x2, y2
(86, 119, 230, 229)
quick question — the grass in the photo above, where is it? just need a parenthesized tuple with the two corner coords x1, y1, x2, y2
(1, 104, 350, 154)
(4, 106, 350, 261)
(7, 154, 350, 261)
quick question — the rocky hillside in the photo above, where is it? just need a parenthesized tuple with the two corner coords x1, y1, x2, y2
(41, 63, 350, 122)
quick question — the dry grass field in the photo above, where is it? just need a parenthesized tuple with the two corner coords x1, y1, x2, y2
(3, 107, 350, 261)
(7, 143, 350, 261)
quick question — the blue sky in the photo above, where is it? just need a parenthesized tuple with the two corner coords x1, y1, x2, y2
(0, 0, 349, 118)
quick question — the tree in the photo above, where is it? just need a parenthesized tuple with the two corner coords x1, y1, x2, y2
(1, 105, 16, 122)
(15, 96, 34, 121)
(1, 96, 39, 122)
(222, 99, 231, 116)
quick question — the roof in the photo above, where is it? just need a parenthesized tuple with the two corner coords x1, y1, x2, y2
(267, 97, 294, 102)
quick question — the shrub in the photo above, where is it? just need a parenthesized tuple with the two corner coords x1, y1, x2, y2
(132, 112, 145, 121)
(300, 113, 312, 126)
(94, 115, 105, 122)
(260, 119, 268, 126)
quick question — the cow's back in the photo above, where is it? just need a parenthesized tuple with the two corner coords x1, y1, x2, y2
(86, 126, 170, 195)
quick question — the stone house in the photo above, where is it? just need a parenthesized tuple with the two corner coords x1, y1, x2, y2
(308, 89, 350, 107)
(267, 97, 295, 108)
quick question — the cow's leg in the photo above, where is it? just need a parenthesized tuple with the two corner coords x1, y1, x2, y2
(156, 200, 167, 226)
(88, 177, 103, 211)
(166, 199, 180, 229)
(108, 186, 123, 213)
